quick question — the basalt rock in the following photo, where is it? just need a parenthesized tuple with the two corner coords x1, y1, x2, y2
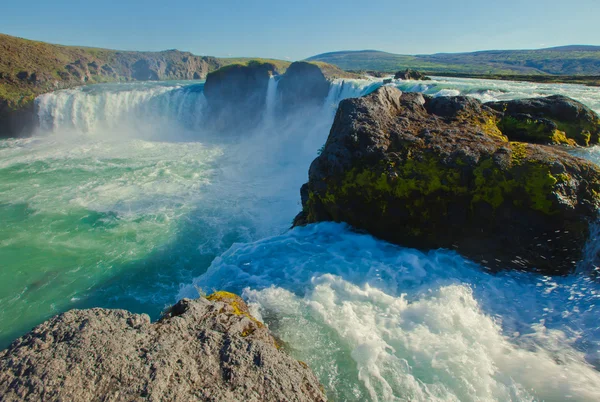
(204, 60, 359, 127)
(203, 61, 285, 131)
(0, 292, 326, 402)
(488, 95, 600, 146)
(278, 62, 332, 112)
(295, 86, 600, 275)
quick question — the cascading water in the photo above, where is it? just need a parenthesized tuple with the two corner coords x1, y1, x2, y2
(36, 81, 208, 137)
(3, 76, 600, 401)
(324, 78, 383, 109)
(265, 75, 279, 122)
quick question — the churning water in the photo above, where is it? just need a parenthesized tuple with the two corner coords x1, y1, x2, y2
(2, 76, 600, 401)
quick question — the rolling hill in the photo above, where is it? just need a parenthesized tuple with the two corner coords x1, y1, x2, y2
(307, 46, 600, 75)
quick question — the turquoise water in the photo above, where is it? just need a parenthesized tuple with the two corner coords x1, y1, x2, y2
(2, 77, 600, 400)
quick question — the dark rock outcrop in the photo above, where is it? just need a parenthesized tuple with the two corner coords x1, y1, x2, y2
(0, 292, 326, 402)
(488, 95, 600, 146)
(0, 99, 36, 138)
(394, 69, 430, 81)
(203, 60, 359, 128)
(278, 62, 332, 111)
(295, 86, 600, 275)
(203, 61, 284, 130)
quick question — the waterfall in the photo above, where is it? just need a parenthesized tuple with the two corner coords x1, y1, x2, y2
(33, 78, 386, 138)
(323, 78, 385, 115)
(35, 82, 207, 136)
(265, 75, 279, 123)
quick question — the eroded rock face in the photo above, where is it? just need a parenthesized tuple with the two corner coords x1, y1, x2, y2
(488, 95, 600, 146)
(0, 292, 326, 402)
(278, 62, 331, 111)
(204, 62, 282, 131)
(295, 86, 600, 275)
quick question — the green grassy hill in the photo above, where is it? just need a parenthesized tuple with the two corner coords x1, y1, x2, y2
(307, 46, 600, 75)
(0, 33, 225, 110)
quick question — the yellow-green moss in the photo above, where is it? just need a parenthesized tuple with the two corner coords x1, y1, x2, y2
(498, 116, 576, 146)
(206, 291, 246, 314)
(337, 157, 465, 201)
(307, 149, 563, 223)
(510, 141, 529, 163)
(472, 156, 558, 214)
(205, 291, 264, 333)
(481, 117, 508, 141)
(309, 156, 467, 222)
(554, 120, 597, 146)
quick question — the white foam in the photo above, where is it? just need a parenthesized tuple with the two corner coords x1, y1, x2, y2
(35, 82, 208, 138)
(180, 222, 600, 401)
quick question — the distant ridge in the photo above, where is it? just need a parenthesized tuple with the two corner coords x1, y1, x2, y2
(544, 45, 600, 52)
(307, 46, 600, 75)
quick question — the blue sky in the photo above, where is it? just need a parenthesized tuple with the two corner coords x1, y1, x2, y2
(1, 0, 598, 60)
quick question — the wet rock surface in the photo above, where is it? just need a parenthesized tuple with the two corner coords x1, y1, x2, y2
(295, 86, 600, 274)
(0, 292, 326, 402)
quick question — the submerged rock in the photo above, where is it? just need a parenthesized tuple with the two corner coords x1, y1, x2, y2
(488, 95, 600, 146)
(0, 292, 326, 402)
(295, 86, 600, 275)
(394, 69, 430, 81)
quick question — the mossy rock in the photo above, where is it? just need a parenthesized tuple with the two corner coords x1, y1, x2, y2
(488, 95, 600, 146)
(296, 87, 600, 275)
(497, 114, 577, 146)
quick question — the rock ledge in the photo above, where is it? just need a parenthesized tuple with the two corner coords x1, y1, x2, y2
(0, 292, 326, 402)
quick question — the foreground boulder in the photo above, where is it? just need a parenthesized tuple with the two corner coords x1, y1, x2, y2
(0, 292, 326, 402)
(394, 69, 430, 81)
(295, 86, 600, 274)
(488, 95, 600, 146)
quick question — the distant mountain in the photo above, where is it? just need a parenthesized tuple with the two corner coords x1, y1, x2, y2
(307, 46, 600, 75)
